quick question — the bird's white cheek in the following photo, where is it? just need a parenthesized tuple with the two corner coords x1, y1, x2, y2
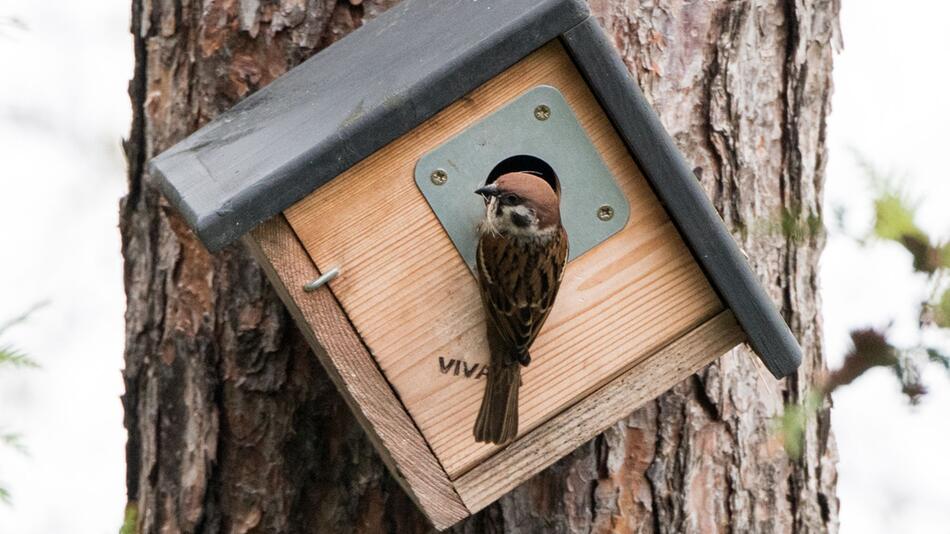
(496, 205, 542, 236)
(511, 205, 533, 220)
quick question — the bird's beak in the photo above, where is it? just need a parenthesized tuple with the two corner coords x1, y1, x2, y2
(475, 184, 500, 199)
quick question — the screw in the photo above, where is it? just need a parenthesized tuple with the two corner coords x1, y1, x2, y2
(534, 104, 551, 121)
(430, 169, 448, 185)
(597, 205, 615, 221)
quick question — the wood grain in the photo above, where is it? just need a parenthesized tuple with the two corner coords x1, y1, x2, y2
(454, 310, 745, 513)
(243, 217, 469, 530)
(284, 41, 723, 477)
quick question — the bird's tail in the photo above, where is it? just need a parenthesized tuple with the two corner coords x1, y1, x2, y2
(473, 353, 522, 445)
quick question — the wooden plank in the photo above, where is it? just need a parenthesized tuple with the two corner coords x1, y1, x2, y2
(284, 41, 724, 477)
(561, 19, 801, 378)
(454, 310, 745, 513)
(243, 217, 469, 530)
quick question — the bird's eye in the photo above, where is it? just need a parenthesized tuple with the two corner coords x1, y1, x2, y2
(501, 193, 520, 206)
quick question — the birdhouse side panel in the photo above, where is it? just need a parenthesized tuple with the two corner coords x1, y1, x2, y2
(242, 216, 470, 529)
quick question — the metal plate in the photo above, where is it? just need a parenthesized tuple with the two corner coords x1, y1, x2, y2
(415, 85, 630, 272)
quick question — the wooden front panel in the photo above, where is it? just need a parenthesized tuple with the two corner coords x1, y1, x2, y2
(284, 41, 723, 477)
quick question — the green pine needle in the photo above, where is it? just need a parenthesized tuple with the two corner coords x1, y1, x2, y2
(0, 432, 27, 455)
(0, 304, 43, 509)
(0, 345, 38, 369)
(0, 301, 47, 337)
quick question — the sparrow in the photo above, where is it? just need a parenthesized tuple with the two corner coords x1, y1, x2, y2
(472, 172, 569, 444)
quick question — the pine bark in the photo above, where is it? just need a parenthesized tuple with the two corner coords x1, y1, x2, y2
(121, 1, 840, 532)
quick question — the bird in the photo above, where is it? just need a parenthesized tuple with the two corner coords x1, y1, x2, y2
(472, 172, 569, 445)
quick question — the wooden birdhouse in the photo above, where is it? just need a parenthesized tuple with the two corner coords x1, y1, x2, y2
(149, 0, 801, 529)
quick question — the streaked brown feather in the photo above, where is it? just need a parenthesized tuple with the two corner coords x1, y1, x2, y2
(476, 226, 568, 363)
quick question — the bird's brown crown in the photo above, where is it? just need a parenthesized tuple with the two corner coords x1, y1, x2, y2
(491, 172, 561, 230)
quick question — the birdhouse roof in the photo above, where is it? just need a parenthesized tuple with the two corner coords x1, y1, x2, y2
(148, 0, 589, 251)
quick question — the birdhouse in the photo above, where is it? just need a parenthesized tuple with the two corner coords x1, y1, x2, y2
(149, 0, 801, 529)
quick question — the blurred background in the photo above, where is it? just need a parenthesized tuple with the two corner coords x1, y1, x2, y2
(0, 1, 947, 532)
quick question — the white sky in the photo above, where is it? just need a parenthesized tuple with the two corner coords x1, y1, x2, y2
(0, 2, 129, 533)
(823, 1, 950, 532)
(0, 1, 947, 533)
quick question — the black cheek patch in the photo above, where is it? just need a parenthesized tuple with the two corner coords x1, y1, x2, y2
(511, 212, 532, 228)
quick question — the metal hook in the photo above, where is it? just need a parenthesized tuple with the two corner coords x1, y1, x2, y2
(303, 267, 340, 292)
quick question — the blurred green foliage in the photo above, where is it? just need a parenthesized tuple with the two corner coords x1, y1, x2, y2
(873, 191, 923, 243)
(777, 391, 822, 460)
(779, 160, 949, 459)
(934, 287, 950, 328)
(120, 503, 138, 534)
(738, 205, 825, 245)
(874, 191, 948, 274)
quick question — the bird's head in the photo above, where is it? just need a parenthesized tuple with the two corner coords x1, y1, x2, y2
(475, 172, 561, 238)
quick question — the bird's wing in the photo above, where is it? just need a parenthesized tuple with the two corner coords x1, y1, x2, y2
(476, 228, 569, 362)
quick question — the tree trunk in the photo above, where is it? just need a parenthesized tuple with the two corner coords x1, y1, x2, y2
(121, 1, 840, 532)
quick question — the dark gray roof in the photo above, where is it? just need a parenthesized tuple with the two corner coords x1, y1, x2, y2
(149, 0, 589, 251)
